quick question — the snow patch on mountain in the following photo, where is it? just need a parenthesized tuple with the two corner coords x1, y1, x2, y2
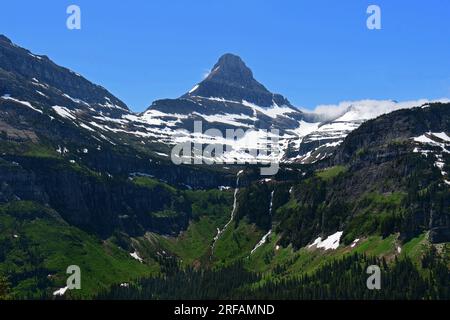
(241, 100, 298, 119)
(195, 112, 257, 128)
(130, 251, 143, 263)
(308, 231, 343, 250)
(52, 106, 76, 120)
(53, 286, 68, 296)
(250, 230, 272, 255)
(140, 109, 188, 127)
(1, 95, 43, 114)
(413, 132, 450, 153)
(412, 132, 450, 184)
(189, 84, 199, 94)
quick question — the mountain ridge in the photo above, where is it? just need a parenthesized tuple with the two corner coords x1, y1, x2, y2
(181, 53, 293, 108)
(0, 34, 128, 111)
(2, 34, 449, 166)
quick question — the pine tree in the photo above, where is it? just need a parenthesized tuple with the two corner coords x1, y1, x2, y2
(0, 275, 11, 300)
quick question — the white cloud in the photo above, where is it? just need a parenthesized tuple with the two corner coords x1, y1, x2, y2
(307, 98, 450, 122)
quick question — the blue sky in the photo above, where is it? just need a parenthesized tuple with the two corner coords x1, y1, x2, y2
(1, 0, 449, 112)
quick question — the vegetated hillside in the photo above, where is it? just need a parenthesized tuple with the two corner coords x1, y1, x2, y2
(235, 104, 450, 250)
(0, 174, 235, 298)
(98, 247, 449, 300)
(95, 104, 449, 300)
(0, 201, 156, 299)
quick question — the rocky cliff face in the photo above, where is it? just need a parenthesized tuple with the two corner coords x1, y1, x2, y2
(0, 154, 193, 238)
(0, 159, 47, 203)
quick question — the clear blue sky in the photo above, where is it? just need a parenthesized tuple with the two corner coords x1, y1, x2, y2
(1, 0, 449, 112)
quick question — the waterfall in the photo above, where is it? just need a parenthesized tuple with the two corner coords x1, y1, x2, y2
(249, 190, 274, 256)
(211, 170, 243, 257)
(269, 190, 274, 215)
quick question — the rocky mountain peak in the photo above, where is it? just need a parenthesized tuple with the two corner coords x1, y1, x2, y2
(205, 53, 258, 88)
(184, 53, 291, 108)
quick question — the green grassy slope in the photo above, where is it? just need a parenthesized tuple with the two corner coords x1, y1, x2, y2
(0, 201, 156, 299)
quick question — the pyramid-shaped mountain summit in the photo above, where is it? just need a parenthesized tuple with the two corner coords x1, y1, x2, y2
(183, 53, 292, 108)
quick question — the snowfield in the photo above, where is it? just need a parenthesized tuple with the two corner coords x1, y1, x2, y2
(309, 231, 343, 250)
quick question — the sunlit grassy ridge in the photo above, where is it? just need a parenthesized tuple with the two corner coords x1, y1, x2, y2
(316, 165, 347, 181)
(0, 201, 156, 299)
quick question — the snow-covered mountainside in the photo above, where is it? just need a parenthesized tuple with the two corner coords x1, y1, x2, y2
(288, 99, 450, 163)
(124, 55, 448, 164)
(1, 34, 447, 166)
(137, 53, 306, 163)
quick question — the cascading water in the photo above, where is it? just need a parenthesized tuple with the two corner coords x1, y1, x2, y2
(269, 190, 274, 215)
(250, 190, 274, 255)
(210, 170, 243, 257)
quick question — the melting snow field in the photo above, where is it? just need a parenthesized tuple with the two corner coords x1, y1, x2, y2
(413, 132, 450, 149)
(350, 238, 360, 248)
(1, 95, 43, 114)
(52, 106, 76, 120)
(308, 231, 343, 250)
(53, 286, 68, 296)
(188, 84, 199, 94)
(250, 230, 272, 255)
(130, 251, 143, 263)
(241, 99, 298, 119)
